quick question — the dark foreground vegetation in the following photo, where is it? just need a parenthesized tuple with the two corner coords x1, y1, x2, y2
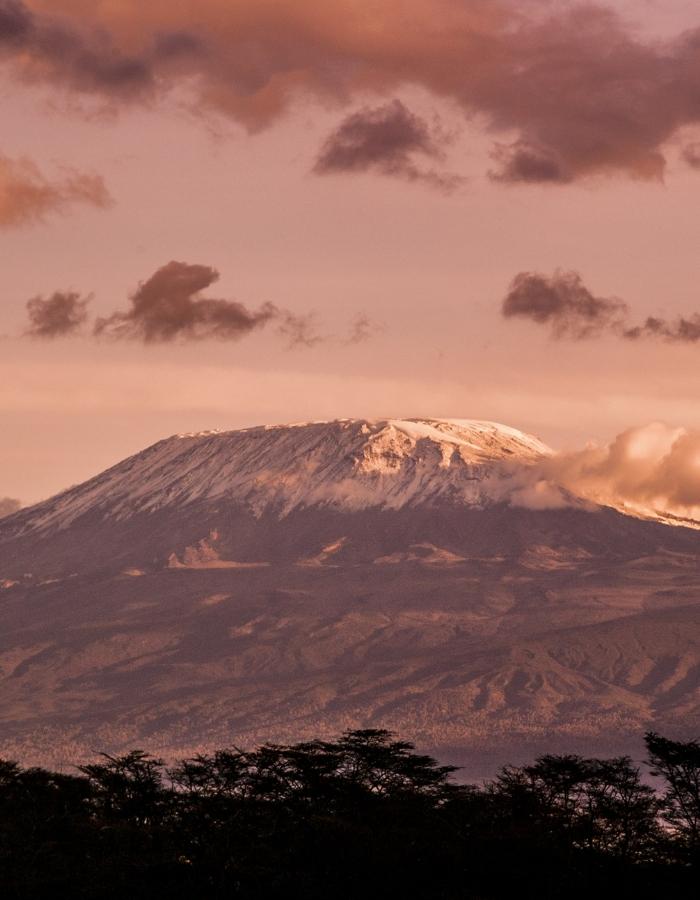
(1, 730, 699, 899)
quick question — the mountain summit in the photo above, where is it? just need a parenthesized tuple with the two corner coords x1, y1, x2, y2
(8, 418, 551, 534)
(1, 418, 699, 774)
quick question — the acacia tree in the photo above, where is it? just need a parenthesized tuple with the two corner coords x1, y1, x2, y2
(79, 750, 169, 825)
(490, 753, 658, 861)
(170, 729, 462, 810)
(645, 731, 700, 857)
(580, 757, 658, 860)
(492, 754, 590, 840)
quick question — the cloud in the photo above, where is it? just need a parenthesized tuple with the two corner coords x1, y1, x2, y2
(345, 313, 378, 345)
(501, 270, 629, 339)
(277, 311, 324, 348)
(489, 423, 700, 523)
(0, 497, 21, 518)
(25, 290, 90, 338)
(622, 315, 700, 343)
(0, 0, 155, 101)
(489, 141, 570, 184)
(502, 270, 700, 344)
(5, 2, 700, 182)
(314, 99, 463, 191)
(20, 260, 378, 348)
(94, 261, 278, 343)
(277, 310, 382, 347)
(0, 153, 111, 227)
(682, 142, 700, 169)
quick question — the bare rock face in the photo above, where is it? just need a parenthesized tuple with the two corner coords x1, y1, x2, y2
(0, 418, 699, 776)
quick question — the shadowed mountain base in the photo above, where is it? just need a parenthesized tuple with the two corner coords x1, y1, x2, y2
(1, 501, 699, 776)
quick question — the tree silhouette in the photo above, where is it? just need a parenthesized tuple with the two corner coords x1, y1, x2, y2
(0, 731, 698, 898)
(645, 731, 700, 858)
(79, 750, 168, 825)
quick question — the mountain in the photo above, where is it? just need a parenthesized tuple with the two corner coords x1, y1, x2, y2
(5, 418, 551, 526)
(1, 418, 699, 775)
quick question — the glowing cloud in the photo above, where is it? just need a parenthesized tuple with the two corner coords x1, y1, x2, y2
(489, 423, 700, 524)
(0, 153, 111, 227)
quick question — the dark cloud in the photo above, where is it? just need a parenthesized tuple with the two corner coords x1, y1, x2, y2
(489, 141, 570, 184)
(8, 2, 700, 182)
(0, 497, 21, 519)
(314, 99, 463, 191)
(501, 271, 628, 339)
(0, 0, 155, 100)
(471, 5, 685, 183)
(502, 270, 700, 344)
(19, 260, 375, 348)
(152, 31, 204, 61)
(94, 261, 278, 343)
(0, 0, 31, 45)
(25, 291, 90, 338)
(0, 153, 111, 227)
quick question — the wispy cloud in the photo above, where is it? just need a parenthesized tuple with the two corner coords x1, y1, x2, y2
(277, 312, 325, 348)
(345, 314, 380, 345)
(0, 153, 111, 227)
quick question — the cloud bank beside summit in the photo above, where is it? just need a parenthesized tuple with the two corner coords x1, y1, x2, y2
(488, 422, 700, 525)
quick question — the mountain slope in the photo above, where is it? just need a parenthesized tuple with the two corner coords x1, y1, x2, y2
(4, 418, 550, 533)
(0, 418, 699, 774)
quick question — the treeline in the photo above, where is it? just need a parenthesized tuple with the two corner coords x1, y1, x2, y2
(1, 730, 699, 898)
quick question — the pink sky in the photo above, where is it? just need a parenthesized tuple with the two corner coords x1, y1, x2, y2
(3, 0, 700, 503)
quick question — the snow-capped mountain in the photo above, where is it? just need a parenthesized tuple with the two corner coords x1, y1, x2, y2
(1, 417, 699, 775)
(8, 418, 551, 534)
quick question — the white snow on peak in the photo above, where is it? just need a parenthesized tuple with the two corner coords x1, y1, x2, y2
(177, 418, 550, 454)
(12, 418, 552, 531)
(389, 419, 551, 455)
